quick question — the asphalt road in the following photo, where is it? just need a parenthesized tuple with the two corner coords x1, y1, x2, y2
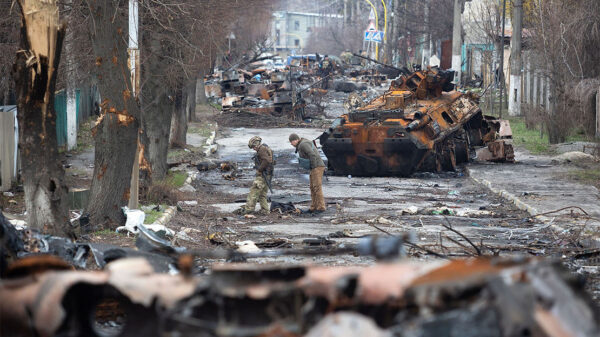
(192, 127, 577, 266)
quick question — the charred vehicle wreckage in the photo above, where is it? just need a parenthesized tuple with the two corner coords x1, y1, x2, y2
(1, 211, 599, 337)
(319, 68, 514, 176)
(1, 256, 598, 337)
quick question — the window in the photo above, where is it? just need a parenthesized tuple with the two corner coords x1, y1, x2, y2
(294, 20, 300, 31)
(275, 29, 280, 45)
(306, 26, 311, 33)
(294, 39, 300, 47)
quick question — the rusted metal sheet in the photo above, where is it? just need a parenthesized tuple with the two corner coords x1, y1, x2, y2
(476, 140, 515, 162)
(247, 84, 267, 97)
(1, 256, 597, 337)
(320, 68, 515, 176)
(222, 96, 242, 108)
(205, 83, 222, 98)
(0, 257, 198, 337)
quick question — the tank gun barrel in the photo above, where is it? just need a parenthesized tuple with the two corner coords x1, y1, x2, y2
(351, 53, 410, 75)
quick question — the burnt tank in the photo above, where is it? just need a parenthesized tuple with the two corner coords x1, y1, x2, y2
(319, 68, 514, 177)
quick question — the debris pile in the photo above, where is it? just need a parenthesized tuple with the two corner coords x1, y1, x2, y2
(205, 53, 395, 121)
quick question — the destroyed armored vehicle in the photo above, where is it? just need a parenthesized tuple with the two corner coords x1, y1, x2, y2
(320, 68, 514, 176)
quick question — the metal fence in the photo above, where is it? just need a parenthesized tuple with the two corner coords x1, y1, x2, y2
(0, 106, 18, 192)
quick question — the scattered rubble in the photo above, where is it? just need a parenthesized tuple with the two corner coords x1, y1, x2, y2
(205, 52, 396, 122)
(552, 151, 597, 164)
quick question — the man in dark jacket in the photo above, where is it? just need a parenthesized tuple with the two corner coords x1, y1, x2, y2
(238, 136, 274, 215)
(289, 133, 326, 213)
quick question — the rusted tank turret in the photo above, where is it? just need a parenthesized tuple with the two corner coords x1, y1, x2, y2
(319, 68, 514, 176)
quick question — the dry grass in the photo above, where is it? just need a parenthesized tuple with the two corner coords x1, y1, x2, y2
(144, 182, 182, 205)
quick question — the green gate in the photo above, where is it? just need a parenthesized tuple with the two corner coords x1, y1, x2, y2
(54, 90, 80, 147)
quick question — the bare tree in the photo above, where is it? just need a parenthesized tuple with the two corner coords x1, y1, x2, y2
(305, 19, 365, 56)
(138, 0, 276, 181)
(13, 0, 72, 236)
(302, 0, 453, 66)
(85, 0, 141, 227)
(0, 1, 19, 105)
(528, 0, 600, 142)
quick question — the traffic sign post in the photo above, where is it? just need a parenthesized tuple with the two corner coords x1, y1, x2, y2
(364, 30, 384, 43)
(371, 31, 383, 43)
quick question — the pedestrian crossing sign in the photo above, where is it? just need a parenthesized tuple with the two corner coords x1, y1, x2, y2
(364, 30, 384, 43)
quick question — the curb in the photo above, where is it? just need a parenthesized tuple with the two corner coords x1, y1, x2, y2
(469, 175, 539, 216)
(151, 205, 177, 226)
(467, 168, 583, 237)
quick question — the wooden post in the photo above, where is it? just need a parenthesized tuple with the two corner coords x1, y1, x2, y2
(128, 141, 140, 209)
(545, 76, 550, 113)
(531, 71, 540, 108)
(128, 0, 140, 209)
(524, 54, 530, 105)
(596, 86, 600, 138)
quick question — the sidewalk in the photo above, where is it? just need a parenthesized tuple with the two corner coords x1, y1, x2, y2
(468, 149, 600, 243)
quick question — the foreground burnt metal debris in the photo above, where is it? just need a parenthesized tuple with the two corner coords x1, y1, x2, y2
(3, 210, 599, 336)
(320, 67, 514, 176)
(1, 254, 598, 337)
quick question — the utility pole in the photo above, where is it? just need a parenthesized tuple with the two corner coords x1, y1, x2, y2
(498, 0, 507, 118)
(65, 0, 76, 151)
(128, 0, 140, 209)
(508, 0, 523, 116)
(387, 0, 395, 65)
(451, 0, 463, 85)
(422, 0, 430, 68)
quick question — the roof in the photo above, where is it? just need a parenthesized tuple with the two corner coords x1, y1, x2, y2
(274, 11, 343, 19)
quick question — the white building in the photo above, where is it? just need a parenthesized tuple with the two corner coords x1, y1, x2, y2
(270, 11, 343, 57)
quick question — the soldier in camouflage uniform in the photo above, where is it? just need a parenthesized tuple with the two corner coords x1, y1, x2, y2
(238, 136, 274, 215)
(289, 133, 326, 214)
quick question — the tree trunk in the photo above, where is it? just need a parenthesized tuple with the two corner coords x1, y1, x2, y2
(141, 39, 171, 183)
(400, 0, 409, 66)
(547, 79, 565, 144)
(384, 0, 393, 65)
(186, 80, 197, 123)
(85, 0, 141, 228)
(195, 68, 207, 109)
(13, 0, 72, 237)
(170, 86, 187, 147)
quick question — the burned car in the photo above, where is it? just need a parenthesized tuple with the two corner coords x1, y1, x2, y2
(320, 68, 514, 176)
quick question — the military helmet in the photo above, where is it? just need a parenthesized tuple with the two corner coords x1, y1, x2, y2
(248, 136, 262, 148)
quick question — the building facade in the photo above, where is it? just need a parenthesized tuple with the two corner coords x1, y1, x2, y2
(270, 11, 343, 57)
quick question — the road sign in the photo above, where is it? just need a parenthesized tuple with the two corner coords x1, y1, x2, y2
(364, 30, 384, 43)
(371, 31, 384, 43)
(369, 8, 376, 21)
(366, 21, 376, 32)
